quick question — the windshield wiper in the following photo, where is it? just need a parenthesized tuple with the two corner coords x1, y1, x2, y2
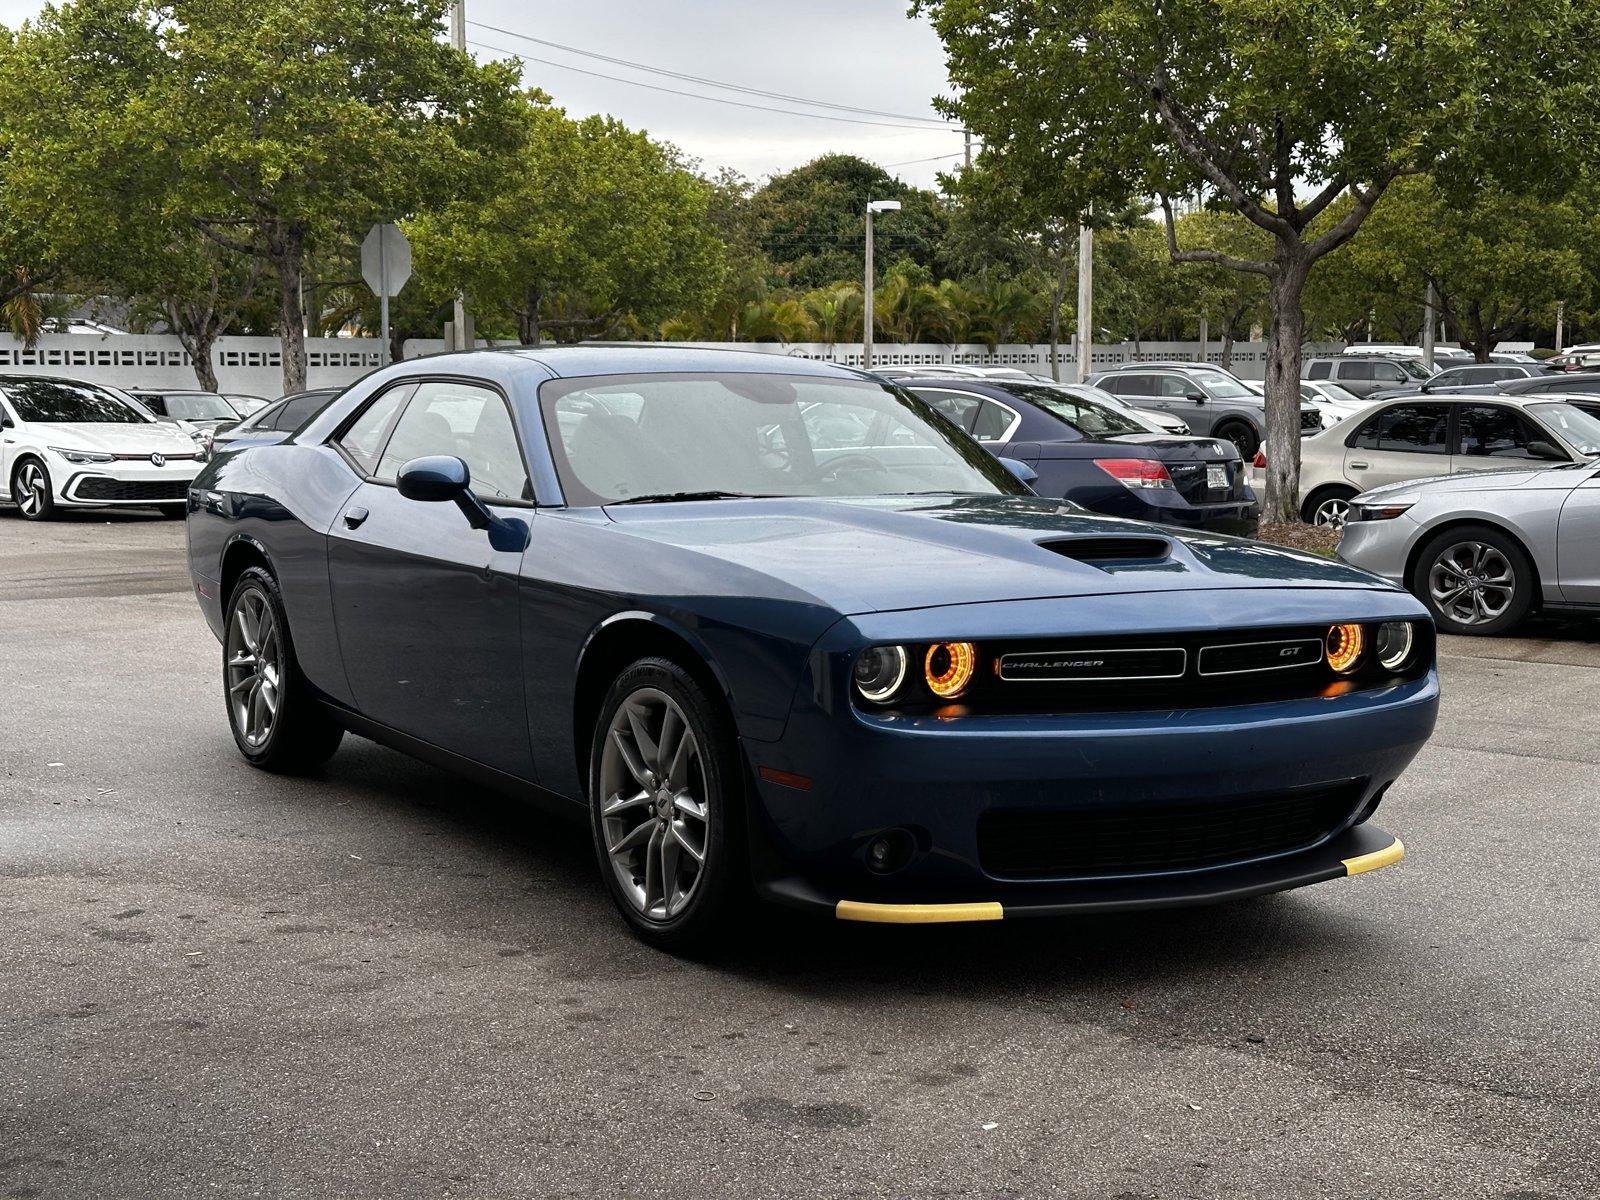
(609, 490, 786, 505)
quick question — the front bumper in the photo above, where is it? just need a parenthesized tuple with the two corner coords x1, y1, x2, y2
(56, 461, 202, 506)
(1338, 516, 1422, 587)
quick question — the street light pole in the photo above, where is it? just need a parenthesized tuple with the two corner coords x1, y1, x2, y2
(1422, 281, 1436, 370)
(450, 0, 470, 352)
(863, 200, 901, 369)
(1075, 222, 1093, 382)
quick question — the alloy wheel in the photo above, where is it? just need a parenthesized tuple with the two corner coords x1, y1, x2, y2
(598, 687, 710, 922)
(16, 463, 47, 517)
(1312, 497, 1351, 529)
(226, 589, 284, 748)
(1428, 541, 1515, 627)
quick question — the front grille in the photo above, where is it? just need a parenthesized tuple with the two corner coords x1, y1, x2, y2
(1198, 637, 1323, 676)
(976, 780, 1364, 879)
(999, 647, 1186, 682)
(72, 478, 189, 502)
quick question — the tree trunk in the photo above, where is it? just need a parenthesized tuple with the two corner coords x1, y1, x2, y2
(1263, 255, 1311, 524)
(1048, 300, 1061, 382)
(1221, 325, 1236, 372)
(190, 330, 220, 392)
(517, 284, 543, 347)
(270, 222, 309, 395)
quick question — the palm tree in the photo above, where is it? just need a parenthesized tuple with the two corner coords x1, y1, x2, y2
(800, 282, 863, 348)
(1, 267, 45, 347)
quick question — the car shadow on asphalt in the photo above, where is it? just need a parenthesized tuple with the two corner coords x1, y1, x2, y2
(313, 738, 1401, 1002)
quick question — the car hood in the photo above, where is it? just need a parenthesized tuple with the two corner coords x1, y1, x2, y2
(1355, 466, 1589, 502)
(604, 494, 1388, 615)
(26, 421, 199, 454)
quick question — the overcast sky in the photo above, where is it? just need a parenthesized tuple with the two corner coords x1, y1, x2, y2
(0, 0, 964, 188)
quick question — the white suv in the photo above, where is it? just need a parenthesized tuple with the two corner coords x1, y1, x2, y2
(0, 375, 207, 520)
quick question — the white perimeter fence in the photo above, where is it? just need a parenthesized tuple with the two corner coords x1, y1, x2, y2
(0, 333, 1361, 394)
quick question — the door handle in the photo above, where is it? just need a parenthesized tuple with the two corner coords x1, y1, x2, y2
(343, 506, 369, 529)
(1349, 461, 1369, 470)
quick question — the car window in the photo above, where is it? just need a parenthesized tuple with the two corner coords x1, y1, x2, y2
(971, 400, 1014, 442)
(1116, 374, 1157, 397)
(153, 393, 237, 421)
(1432, 367, 1466, 387)
(1372, 363, 1408, 383)
(1307, 361, 1331, 379)
(1528, 403, 1600, 455)
(336, 385, 414, 473)
(1458, 405, 1550, 460)
(1340, 362, 1374, 381)
(1351, 403, 1449, 455)
(910, 389, 983, 434)
(375, 381, 530, 502)
(1155, 375, 1196, 398)
(138, 394, 170, 415)
(276, 393, 332, 432)
(996, 383, 1145, 438)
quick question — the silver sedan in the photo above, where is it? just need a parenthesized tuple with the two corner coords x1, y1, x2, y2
(1338, 462, 1600, 634)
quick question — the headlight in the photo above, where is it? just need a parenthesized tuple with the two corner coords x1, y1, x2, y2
(853, 645, 908, 704)
(1355, 502, 1414, 522)
(1326, 623, 1366, 675)
(48, 446, 115, 464)
(1374, 621, 1416, 671)
(924, 641, 977, 699)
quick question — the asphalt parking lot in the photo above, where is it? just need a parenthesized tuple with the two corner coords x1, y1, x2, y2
(3, 512, 1597, 1199)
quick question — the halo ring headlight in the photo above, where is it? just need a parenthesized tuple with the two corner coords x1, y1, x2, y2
(924, 641, 977, 699)
(853, 645, 908, 704)
(1326, 624, 1366, 675)
(1375, 621, 1415, 671)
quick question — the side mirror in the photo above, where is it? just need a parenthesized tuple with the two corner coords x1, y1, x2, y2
(395, 455, 530, 551)
(1186, 391, 1207, 404)
(1527, 440, 1569, 462)
(0, 411, 12, 430)
(998, 457, 1038, 488)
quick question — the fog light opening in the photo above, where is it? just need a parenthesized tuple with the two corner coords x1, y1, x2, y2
(865, 830, 916, 875)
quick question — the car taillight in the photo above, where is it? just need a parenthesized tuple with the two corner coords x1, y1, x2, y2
(1252, 450, 1267, 469)
(1094, 458, 1174, 490)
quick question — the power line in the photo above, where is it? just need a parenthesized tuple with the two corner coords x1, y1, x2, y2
(469, 19, 956, 128)
(883, 152, 965, 168)
(468, 38, 959, 132)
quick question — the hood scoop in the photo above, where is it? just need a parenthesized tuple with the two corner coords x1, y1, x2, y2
(1039, 535, 1174, 566)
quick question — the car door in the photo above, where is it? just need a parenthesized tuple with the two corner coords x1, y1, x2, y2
(1453, 403, 1569, 474)
(1556, 469, 1600, 603)
(1343, 401, 1452, 489)
(326, 378, 536, 780)
(1334, 361, 1378, 397)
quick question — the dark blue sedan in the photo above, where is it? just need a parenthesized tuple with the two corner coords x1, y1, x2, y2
(902, 377, 1260, 535)
(185, 347, 1436, 950)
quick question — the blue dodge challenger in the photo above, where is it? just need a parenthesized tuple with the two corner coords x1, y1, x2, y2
(185, 347, 1438, 949)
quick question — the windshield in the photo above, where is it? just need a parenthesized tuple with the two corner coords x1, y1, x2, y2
(1, 378, 150, 424)
(1315, 382, 1363, 403)
(1400, 360, 1434, 380)
(540, 373, 1026, 505)
(1530, 403, 1600, 456)
(998, 383, 1148, 437)
(149, 392, 236, 420)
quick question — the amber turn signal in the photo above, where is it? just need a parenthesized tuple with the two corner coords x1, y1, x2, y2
(1326, 623, 1365, 675)
(925, 641, 977, 698)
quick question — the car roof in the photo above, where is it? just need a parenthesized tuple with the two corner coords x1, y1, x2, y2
(1102, 361, 1225, 373)
(443, 344, 863, 381)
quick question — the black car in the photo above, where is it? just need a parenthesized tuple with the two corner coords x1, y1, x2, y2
(212, 388, 342, 447)
(1497, 373, 1600, 398)
(1367, 361, 1552, 402)
(901, 378, 1259, 535)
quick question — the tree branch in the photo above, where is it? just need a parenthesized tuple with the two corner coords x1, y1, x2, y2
(1304, 174, 1398, 261)
(1160, 194, 1274, 276)
(1297, 173, 1350, 227)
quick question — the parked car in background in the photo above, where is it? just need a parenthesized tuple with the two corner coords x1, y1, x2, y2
(1341, 343, 1466, 362)
(1303, 355, 1435, 398)
(186, 346, 1431, 948)
(128, 388, 241, 435)
(0, 375, 206, 519)
(1339, 461, 1600, 635)
(903, 377, 1259, 534)
(1496, 373, 1600, 398)
(223, 394, 271, 417)
(212, 388, 341, 449)
(1242, 379, 1369, 427)
(873, 365, 1190, 435)
(1366, 361, 1551, 402)
(1294, 393, 1600, 527)
(1090, 362, 1321, 456)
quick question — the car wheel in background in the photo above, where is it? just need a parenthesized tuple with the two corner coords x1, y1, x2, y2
(223, 567, 344, 771)
(1214, 420, 1260, 459)
(1302, 485, 1359, 529)
(1412, 525, 1534, 636)
(11, 458, 56, 521)
(589, 657, 746, 952)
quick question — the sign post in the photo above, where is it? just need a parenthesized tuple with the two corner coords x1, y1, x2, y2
(361, 223, 412, 365)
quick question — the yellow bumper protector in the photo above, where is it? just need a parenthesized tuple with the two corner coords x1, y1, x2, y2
(835, 900, 1004, 924)
(1342, 837, 1404, 877)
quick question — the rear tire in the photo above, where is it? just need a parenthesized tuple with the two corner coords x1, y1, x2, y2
(1301, 485, 1359, 528)
(223, 567, 344, 771)
(1215, 420, 1260, 459)
(1412, 525, 1534, 636)
(11, 458, 56, 521)
(588, 657, 747, 953)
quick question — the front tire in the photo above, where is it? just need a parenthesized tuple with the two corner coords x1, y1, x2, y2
(1215, 420, 1260, 459)
(223, 567, 344, 771)
(589, 658, 746, 952)
(1412, 525, 1534, 636)
(1302, 485, 1359, 529)
(11, 459, 56, 521)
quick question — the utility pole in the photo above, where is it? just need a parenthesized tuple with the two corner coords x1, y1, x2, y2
(450, 0, 471, 352)
(1422, 281, 1436, 370)
(862, 200, 900, 369)
(1075, 222, 1093, 382)
(963, 129, 972, 170)
(1557, 301, 1566, 353)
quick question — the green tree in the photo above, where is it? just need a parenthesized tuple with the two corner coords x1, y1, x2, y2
(919, 0, 1600, 518)
(748, 154, 947, 290)
(410, 96, 724, 346)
